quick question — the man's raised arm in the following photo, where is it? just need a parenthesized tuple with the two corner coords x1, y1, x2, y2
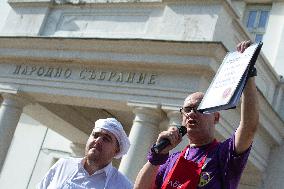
(235, 40, 259, 154)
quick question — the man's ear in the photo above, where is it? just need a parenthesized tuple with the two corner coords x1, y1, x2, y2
(213, 112, 220, 124)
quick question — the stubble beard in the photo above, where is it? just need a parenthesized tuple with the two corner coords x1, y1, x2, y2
(85, 148, 101, 163)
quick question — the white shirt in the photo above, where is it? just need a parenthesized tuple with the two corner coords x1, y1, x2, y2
(38, 158, 133, 189)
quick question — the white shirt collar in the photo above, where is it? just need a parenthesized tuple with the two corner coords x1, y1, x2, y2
(80, 158, 113, 178)
(94, 162, 112, 177)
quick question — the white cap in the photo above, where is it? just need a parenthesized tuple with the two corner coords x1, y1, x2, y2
(94, 118, 130, 159)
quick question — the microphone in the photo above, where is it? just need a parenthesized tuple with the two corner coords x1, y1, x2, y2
(151, 125, 187, 154)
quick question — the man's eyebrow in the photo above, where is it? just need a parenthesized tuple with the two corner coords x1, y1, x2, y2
(92, 131, 111, 138)
(92, 131, 116, 143)
(105, 133, 113, 139)
(102, 133, 115, 142)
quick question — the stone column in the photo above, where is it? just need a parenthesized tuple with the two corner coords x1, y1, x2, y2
(0, 94, 27, 172)
(119, 105, 163, 182)
(165, 109, 182, 127)
(164, 109, 188, 153)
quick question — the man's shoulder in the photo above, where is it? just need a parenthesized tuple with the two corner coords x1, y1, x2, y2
(56, 157, 81, 164)
(218, 135, 234, 147)
(217, 134, 252, 158)
(52, 157, 82, 171)
(61, 157, 82, 162)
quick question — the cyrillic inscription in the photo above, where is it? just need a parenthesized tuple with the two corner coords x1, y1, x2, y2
(12, 64, 158, 85)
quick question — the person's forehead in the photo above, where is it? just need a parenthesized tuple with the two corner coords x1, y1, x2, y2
(92, 128, 116, 140)
(183, 93, 204, 107)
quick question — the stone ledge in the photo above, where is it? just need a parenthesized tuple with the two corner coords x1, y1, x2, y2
(8, 0, 162, 5)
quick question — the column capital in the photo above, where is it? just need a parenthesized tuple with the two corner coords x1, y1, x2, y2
(161, 105, 180, 112)
(127, 102, 165, 126)
(164, 109, 181, 118)
(120, 103, 164, 181)
(162, 106, 182, 128)
(127, 101, 161, 109)
(1, 93, 30, 109)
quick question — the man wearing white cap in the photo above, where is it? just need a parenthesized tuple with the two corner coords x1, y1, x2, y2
(38, 118, 132, 189)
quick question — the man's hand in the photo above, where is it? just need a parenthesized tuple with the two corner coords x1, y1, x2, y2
(156, 126, 183, 154)
(134, 127, 183, 189)
(236, 40, 252, 53)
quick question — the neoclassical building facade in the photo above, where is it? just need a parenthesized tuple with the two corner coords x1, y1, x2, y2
(0, 0, 283, 189)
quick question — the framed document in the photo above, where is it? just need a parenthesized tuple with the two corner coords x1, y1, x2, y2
(197, 42, 263, 113)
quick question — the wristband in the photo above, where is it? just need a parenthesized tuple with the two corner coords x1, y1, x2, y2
(147, 145, 169, 166)
(248, 67, 257, 77)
